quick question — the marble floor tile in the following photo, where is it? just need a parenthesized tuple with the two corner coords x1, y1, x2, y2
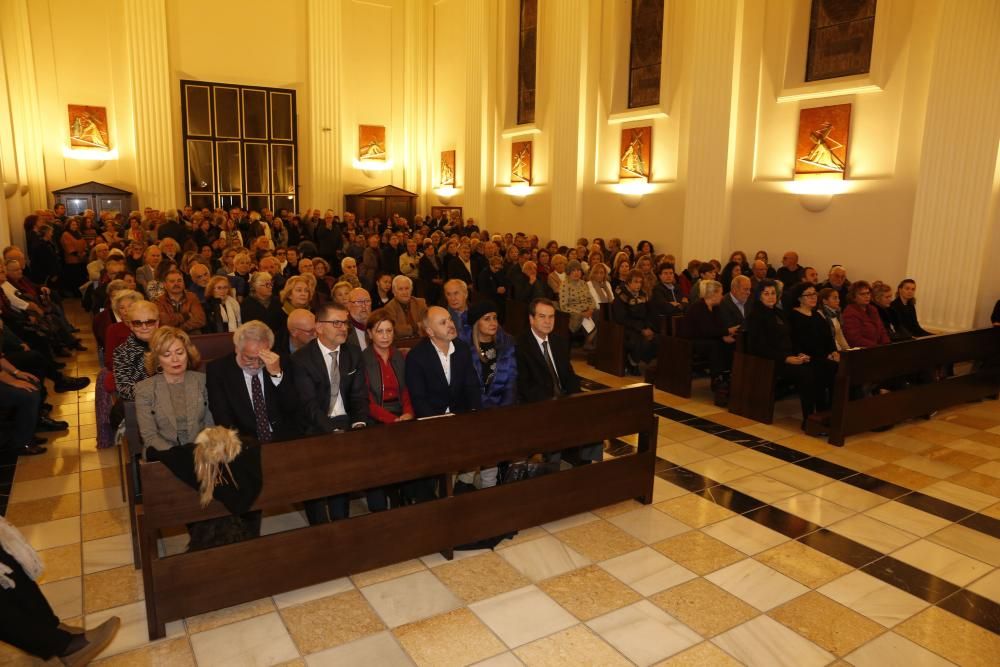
(538, 565, 641, 621)
(499, 535, 590, 582)
(817, 447, 885, 472)
(740, 423, 797, 442)
(539, 511, 599, 533)
(190, 612, 299, 667)
(85, 601, 184, 660)
(720, 448, 786, 473)
(393, 608, 506, 667)
(950, 470, 1000, 497)
(827, 514, 918, 553)
(924, 446, 991, 471)
(846, 439, 912, 463)
(772, 492, 854, 527)
(421, 548, 494, 569)
(186, 598, 276, 635)
(90, 636, 196, 667)
(701, 515, 789, 555)
(649, 578, 758, 637)
(272, 577, 354, 609)
(41, 576, 82, 619)
(81, 507, 130, 541)
(754, 540, 852, 588)
(432, 552, 529, 604)
(652, 478, 689, 503)
(652, 530, 745, 576)
(653, 493, 736, 528)
(867, 463, 939, 489)
(927, 523, 1000, 567)
(80, 449, 120, 472)
(470, 652, 523, 667)
(470, 585, 577, 648)
(280, 589, 384, 654)
(84, 565, 141, 614)
(493, 525, 548, 551)
(37, 543, 81, 584)
(655, 641, 742, 666)
(844, 631, 955, 667)
(10, 473, 80, 502)
(921, 480, 997, 511)
(897, 425, 964, 447)
(599, 546, 696, 596)
(14, 455, 81, 481)
(3, 493, 81, 525)
(726, 473, 801, 504)
(768, 591, 885, 657)
(685, 458, 754, 484)
(19, 516, 80, 551)
(514, 624, 631, 667)
(80, 487, 127, 514)
(818, 570, 929, 628)
(305, 631, 415, 667)
(706, 559, 808, 611)
(974, 460, 1000, 477)
(764, 465, 835, 492)
(80, 466, 121, 491)
(553, 520, 642, 562)
(82, 532, 133, 574)
(967, 568, 1000, 603)
(896, 606, 1000, 667)
(350, 559, 426, 588)
(361, 570, 462, 628)
(894, 454, 963, 480)
(890, 539, 992, 587)
(592, 499, 646, 518)
(588, 600, 701, 666)
(607, 506, 689, 544)
(711, 615, 834, 667)
(687, 434, 746, 457)
(659, 442, 715, 466)
(864, 500, 953, 537)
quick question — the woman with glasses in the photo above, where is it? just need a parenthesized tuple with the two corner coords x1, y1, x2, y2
(112, 300, 160, 401)
(842, 280, 890, 349)
(788, 282, 839, 415)
(241, 271, 288, 350)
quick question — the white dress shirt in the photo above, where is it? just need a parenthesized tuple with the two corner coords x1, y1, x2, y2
(316, 339, 348, 418)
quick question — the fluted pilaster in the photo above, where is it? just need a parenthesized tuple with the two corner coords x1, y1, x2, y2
(403, 0, 431, 205)
(307, 0, 343, 210)
(123, 0, 176, 209)
(905, 0, 1000, 331)
(463, 0, 490, 222)
(681, 0, 744, 262)
(547, 0, 589, 244)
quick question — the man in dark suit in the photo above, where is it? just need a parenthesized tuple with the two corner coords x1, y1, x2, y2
(403, 306, 481, 501)
(719, 274, 751, 331)
(291, 302, 370, 524)
(516, 298, 601, 463)
(445, 243, 475, 287)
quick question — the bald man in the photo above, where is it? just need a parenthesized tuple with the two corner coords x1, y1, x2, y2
(286, 309, 317, 355)
(776, 251, 804, 287)
(345, 287, 372, 350)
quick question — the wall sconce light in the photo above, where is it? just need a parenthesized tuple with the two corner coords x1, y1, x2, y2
(62, 147, 118, 171)
(615, 179, 651, 208)
(508, 183, 531, 206)
(435, 186, 458, 205)
(353, 158, 393, 179)
(787, 178, 848, 213)
(2, 182, 18, 199)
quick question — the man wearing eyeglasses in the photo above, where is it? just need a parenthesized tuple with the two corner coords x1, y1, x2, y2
(345, 287, 372, 351)
(291, 302, 369, 524)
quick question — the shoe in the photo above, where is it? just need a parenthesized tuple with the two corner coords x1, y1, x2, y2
(41, 402, 54, 413)
(70, 341, 88, 352)
(17, 444, 47, 456)
(32, 436, 47, 445)
(55, 376, 90, 392)
(53, 360, 67, 369)
(453, 481, 477, 494)
(54, 347, 72, 358)
(60, 616, 121, 666)
(36, 416, 69, 432)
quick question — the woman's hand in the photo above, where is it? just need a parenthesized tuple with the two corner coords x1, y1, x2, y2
(397, 413, 415, 422)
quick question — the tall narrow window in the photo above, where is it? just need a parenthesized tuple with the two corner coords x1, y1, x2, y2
(805, 0, 877, 82)
(517, 0, 538, 125)
(181, 80, 297, 213)
(628, 0, 664, 109)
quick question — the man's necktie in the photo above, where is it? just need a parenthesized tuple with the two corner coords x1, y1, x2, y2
(250, 373, 272, 443)
(542, 340, 562, 398)
(329, 350, 341, 407)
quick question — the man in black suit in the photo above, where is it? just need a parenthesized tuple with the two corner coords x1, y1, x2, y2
(445, 243, 475, 287)
(516, 298, 602, 463)
(291, 302, 371, 524)
(719, 274, 751, 331)
(403, 306, 481, 501)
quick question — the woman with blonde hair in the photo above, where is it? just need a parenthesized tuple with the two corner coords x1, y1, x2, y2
(332, 280, 353, 307)
(280, 275, 314, 314)
(203, 276, 242, 333)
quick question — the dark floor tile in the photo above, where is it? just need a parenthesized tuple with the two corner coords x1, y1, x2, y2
(744, 505, 822, 539)
(698, 485, 767, 514)
(714, 429, 767, 446)
(655, 466, 718, 492)
(937, 589, 1000, 635)
(654, 457, 676, 473)
(861, 557, 960, 604)
(797, 528, 883, 569)
(751, 442, 812, 464)
(654, 406, 698, 422)
(683, 419, 732, 435)
(895, 492, 975, 523)
(796, 457, 858, 480)
(841, 473, 911, 499)
(958, 513, 1000, 540)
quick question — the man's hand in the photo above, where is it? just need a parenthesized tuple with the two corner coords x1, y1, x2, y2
(727, 325, 740, 335)
(18, 371, 40, 384)
(257, 349, 282, 376)
(723, 335, 735, 344)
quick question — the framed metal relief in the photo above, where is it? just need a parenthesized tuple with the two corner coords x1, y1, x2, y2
(359, 125, 387, 160)
(440, 150, 456, 187)
(68, 105, 111, 149)
(795, 103, 851, 178)
(511, 141, 532, 184)
(619, 126, 652, 180)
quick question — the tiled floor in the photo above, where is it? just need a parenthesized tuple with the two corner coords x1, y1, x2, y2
(2, 306, 1000, 666)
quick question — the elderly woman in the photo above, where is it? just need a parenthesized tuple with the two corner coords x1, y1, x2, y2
(280, 275, 313, 314)
(311, 257, 335, 301)
(612, 269, 658, 376)
(842, 281, 890, 349)
(560, 260, 598, 351)
(651, 263, 686, 320)
(384, 275, 428, 338)
(112, 300, 160, 401)
(203, 276, 242, 333)
(870, 281, 912, 342)
(587, 262, 614, 306)
(514, 260, 550, 303)
(547, 254, 568, 295)
(681, 279, 737, 399)
(228, 251, 254, 299)
(87, 243, 111, 282)
(363, 309, 415, 424)
(241, 271, 287, 344)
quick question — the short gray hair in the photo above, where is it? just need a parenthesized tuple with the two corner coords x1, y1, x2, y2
(701, 280, 724, 299)
(233, 320, 275, 350)
(391, 274, 412, 291)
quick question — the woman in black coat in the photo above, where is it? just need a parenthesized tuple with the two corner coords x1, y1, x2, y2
(788, 283, 838, 413)
(240, 272, 288, 350)
(890, 279, 931, 337)
(418, 243, 444, 306)
(611, 270, 658, 376)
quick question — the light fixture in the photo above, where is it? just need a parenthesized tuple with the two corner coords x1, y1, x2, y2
(508, 183, 531, 206)
(63, 146, 118, 171)
(786, 177, 848, 212)
(353, 158, 393, 178)
(615, 178, 651, 208)
(2, 182, 18, 199)
(435, 186, 458, 205)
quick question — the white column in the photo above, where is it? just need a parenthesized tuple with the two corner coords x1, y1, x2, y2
(680, 0, 744, 263)
(905, 0, 1000, 331)
(403, 0, 431, 206)
(307, 0, 344, 211)
(463, 0, 490, 223)
(546, 0, 590, 244)
(123, 0, 177, 209)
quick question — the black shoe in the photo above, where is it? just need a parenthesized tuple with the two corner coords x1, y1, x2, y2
(454, 481, 477, 494)
(32, 436, 47, 445)
(70, 342, 88, 352)
(55, 376, 90, 392)
(54, 347, 72, 358)
(36, 417, 69, 432)
(53, 360, 66, 369)
(17, 444, 47, 456)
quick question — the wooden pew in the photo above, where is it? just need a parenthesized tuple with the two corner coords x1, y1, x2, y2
(727, 335, 777, 424)
(591, 310, 627, 376)
(137, 384, 657, 639)
(824, 328, 1000, 445)
(650, 315, 702, 397)
(190, 332, 235, 365)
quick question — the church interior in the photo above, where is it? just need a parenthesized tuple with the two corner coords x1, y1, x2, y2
(1, 0, 999, 665)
